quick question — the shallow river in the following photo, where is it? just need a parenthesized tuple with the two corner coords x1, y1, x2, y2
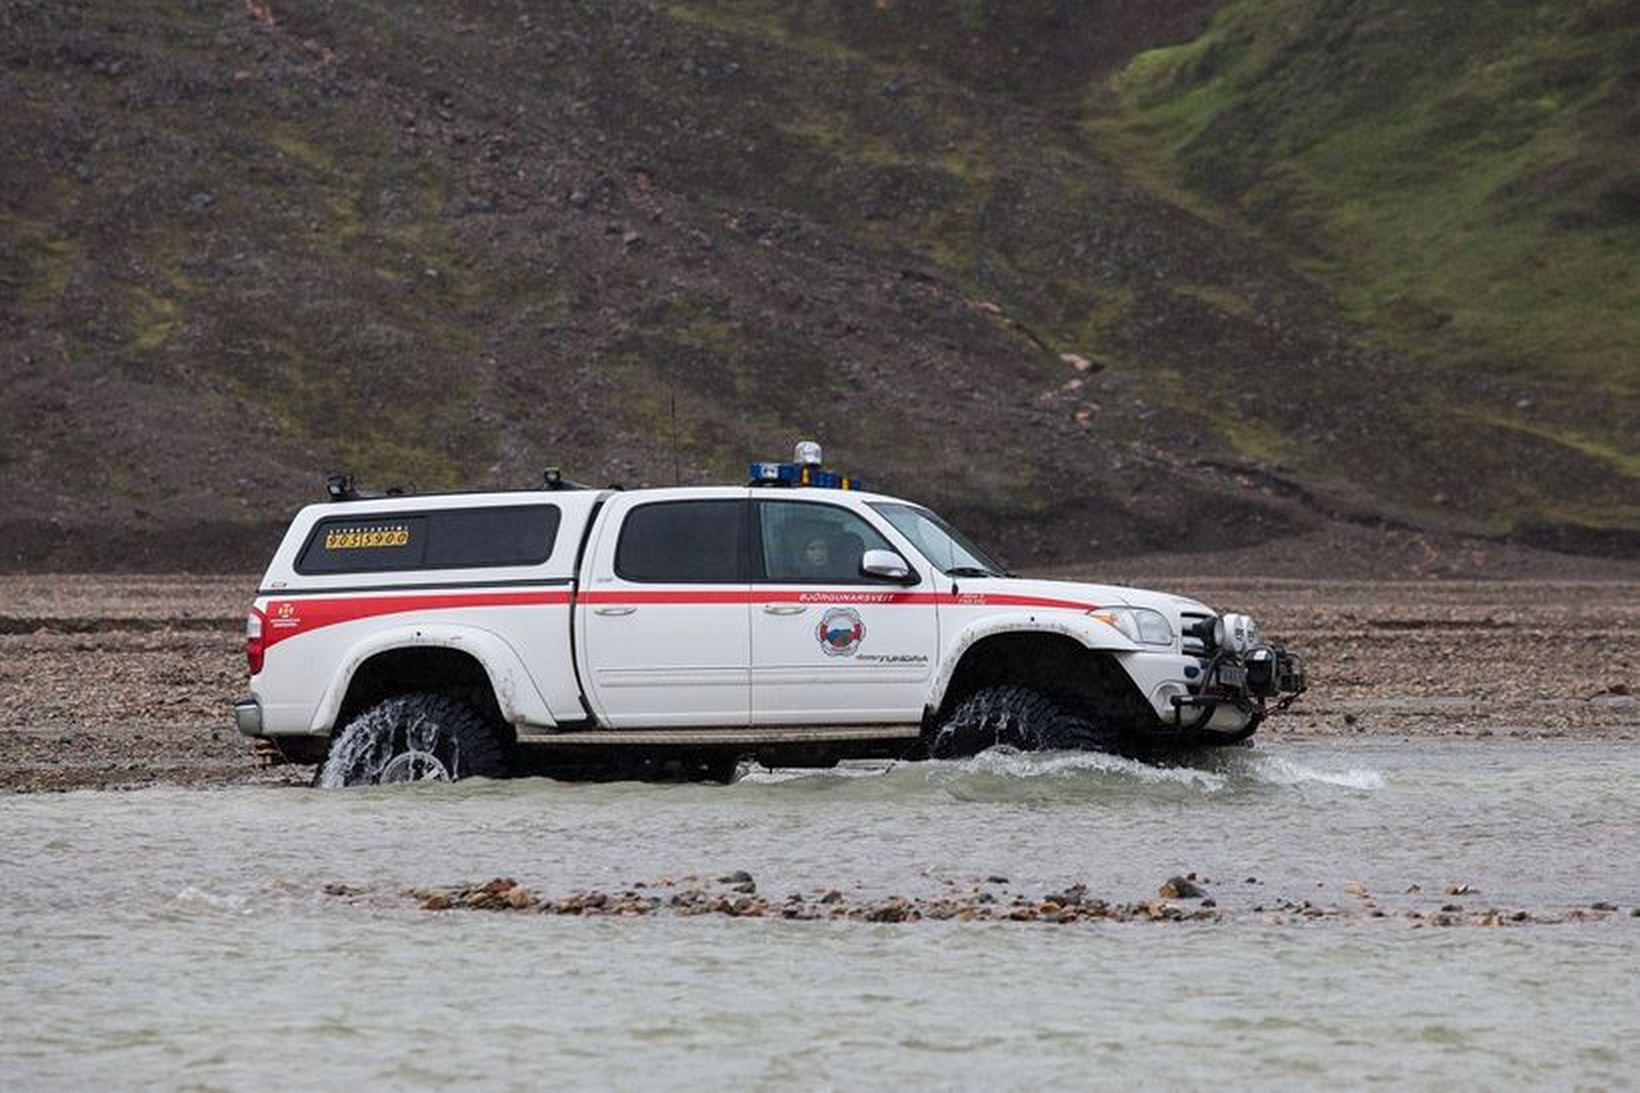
(3, 740, 1636, 1089)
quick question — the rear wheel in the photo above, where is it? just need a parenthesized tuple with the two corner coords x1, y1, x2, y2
(318, 692, 507, 787)
(930, 685, 1106, 758)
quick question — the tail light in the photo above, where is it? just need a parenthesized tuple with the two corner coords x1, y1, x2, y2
(246, 610, 265, 675)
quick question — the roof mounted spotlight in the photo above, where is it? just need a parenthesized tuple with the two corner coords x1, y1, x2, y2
(325, 473, 359, 502)
(794, 440, 823, 466)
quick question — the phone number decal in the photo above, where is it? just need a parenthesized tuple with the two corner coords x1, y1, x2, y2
(324, 525, 411, 550)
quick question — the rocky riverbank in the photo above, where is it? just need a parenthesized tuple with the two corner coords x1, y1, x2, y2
(337, 871, 1640, 929)
(1, 573, 1635, 793)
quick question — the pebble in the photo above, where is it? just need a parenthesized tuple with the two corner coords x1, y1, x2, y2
(1046, 883, 1088, 906)
(1159, 875, 1207, 899)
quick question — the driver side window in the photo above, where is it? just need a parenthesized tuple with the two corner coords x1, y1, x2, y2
(758, 501, 893, 582)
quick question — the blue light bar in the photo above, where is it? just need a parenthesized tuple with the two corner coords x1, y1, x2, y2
(747, 461, 863, 491)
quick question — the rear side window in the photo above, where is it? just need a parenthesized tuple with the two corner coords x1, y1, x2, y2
(298, 505, 560, 574)
(424, 506, 560, 568)
(615, 500, 747, 583)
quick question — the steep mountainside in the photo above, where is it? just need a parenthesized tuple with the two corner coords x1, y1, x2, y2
(1098, 0, 1640, 540)
(0, 0, 1634, 571)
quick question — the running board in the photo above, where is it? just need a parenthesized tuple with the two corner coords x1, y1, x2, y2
(515, 725, 922, 747)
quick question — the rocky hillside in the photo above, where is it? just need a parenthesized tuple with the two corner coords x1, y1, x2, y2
(1, 0, 1634, 571)
(1098, 0, 1640, 546)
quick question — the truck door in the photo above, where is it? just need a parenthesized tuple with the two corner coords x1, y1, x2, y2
(577, 492, 752, 727)
(749, 498, 939, 724)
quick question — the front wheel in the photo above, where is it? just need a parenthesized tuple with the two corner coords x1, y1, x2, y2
(929, 685, 1108, 758)
(318, 693, 507, 787)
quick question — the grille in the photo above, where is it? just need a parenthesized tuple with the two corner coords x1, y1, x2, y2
(1180, 611, 1214, 658)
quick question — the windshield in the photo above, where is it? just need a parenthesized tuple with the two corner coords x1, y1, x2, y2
(868, 502, 1010, 577)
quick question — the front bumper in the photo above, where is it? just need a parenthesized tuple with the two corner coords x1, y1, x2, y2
(232, 698, 264, 737)
(1123, 644, 1306, 739)
(1170, 645, 1307, 733)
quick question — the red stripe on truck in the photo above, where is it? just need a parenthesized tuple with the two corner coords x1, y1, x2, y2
(260, 589, 572, 649)
(943, 592, 1099, 611)
(257, 587, 1098, 649)
(575, 589, 938, 605)
(576, 590, 1097, 610)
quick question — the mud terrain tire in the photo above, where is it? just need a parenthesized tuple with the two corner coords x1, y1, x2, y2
(320, 692, 507, 787)
(930, 685, 1105, 758)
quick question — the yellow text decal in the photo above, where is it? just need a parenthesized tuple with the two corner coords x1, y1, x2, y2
(323, 524, 412, 550)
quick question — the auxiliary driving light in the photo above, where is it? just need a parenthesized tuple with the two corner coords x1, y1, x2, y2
(1214, 613, 1259, 654)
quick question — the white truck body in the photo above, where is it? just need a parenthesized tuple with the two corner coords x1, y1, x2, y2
(236, 475, 1303, 776)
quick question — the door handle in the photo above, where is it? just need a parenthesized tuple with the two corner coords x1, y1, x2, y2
(763, 604, 807, 616)
(593, 605, 637, 616)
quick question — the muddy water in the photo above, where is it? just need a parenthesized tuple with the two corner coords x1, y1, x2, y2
(2, 741, 1636, 1088)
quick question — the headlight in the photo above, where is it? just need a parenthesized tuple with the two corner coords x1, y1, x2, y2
(1089, 607, 1174, 646)
(1214, 613, 1259, 654)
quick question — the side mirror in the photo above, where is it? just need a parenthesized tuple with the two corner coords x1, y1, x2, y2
(860, 549, 912, 582)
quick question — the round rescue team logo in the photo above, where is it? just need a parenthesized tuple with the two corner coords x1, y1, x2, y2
(817, 607, 866, 657)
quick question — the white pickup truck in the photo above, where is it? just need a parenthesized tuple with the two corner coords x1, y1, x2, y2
(234, 446, 1304, 784)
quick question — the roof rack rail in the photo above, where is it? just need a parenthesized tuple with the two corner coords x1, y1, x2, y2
(324, 473, 410, 502)
(542, 467, 591, 491)
(322, 468, 594, 502)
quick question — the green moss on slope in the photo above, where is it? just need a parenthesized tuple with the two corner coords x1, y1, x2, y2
(1103, 0, 1640, 397)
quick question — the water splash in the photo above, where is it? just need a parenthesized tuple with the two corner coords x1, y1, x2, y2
(315, 703, 455, 789)
(1176, 747, 1386, 791)
(738, 746, 1384, 799)
(1236, 753, 1386, 791)
(172, 885, 253, 915)
(315, 706, 387, 788)
(955, 746, 1232, 791)
(739, 763, 901, 786)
